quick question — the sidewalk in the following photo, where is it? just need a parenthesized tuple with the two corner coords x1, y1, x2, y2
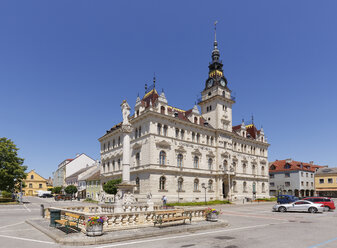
(26, 218, 228, 246)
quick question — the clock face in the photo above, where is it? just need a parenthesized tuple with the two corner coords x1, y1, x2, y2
(207, 79, 214, 88)
(220, 78, 226, 87)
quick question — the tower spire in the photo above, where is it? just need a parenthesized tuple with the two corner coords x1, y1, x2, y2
(211, 21, 220, 62)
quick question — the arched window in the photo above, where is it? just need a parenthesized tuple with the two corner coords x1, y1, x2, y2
(232, 161, 236, 171)
(157, 123, 162, 135)
(113, 139, 115, 148)
(206, 136, 209, 145)
(181, 130, 185, 139)
(31, 175, 34, 179)
(177, 154, 183, 167)
(208, 179, 213, 191)
(261, 166, 265, 175)
(194, 117, 198, 124)
(118, 159, 121, 170)
(223, 160, 228, 171)
(138, 127, 141, 137)
(243, 163, 247, 173)
(175, 128, 179, 138)
(192, 132, 195, 142)
(252, 164, 256, 175)
(29, 183, 32, 188)
(135, 129, 138, 139)
(118, 137, 121, 146)
(262, 182, 265, 193)
(108, 141, 110, 150)
(196, 133, 200, 143)
(243, 182, 247, 192)
(208, 158, 213, 170)
(107, 161, 110, 172)
(161, 106, 165, 114)
(163, 125, 168, 136)
(159, 176, 166, 190)
(210, 137, 214, 145)
(136, 152, 140, 166)
(178, 177, 183, 191)
(193, 156, 199, 168)
(194, 178, 199, 191)
(103, 164, 106, 173)
(233, 181, 237, 192)
(112, 160, 115, 171)
(136, 177, 140, 191)
(159, 151, 166, 165)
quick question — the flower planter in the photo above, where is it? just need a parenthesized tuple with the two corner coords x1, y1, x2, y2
(206, 213, 219, 222)
(86, 224, 103, 236)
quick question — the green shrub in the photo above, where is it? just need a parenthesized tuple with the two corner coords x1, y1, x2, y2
(166, 200, 231, 207)
(255, 197, 277, 202)
(1, 191, 12, 198)
(0, 198, 14, 203)
(84, 198, 98, 203)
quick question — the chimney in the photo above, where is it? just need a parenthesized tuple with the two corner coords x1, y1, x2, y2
(285, 158, 292, 163)
(309, 161, 314, 165)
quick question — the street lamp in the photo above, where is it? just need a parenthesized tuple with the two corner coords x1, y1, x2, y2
(201, 183, 207, 203)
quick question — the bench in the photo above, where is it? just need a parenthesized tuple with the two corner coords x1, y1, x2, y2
(153, 209, 192, 227)
(54, 212, 82, 234)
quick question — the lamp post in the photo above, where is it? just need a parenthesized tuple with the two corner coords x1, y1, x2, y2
(201, 183, 207, 203)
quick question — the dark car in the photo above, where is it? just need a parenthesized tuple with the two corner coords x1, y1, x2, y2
(41, 193, 53, 198)
(302, 197, 335, 210)
(54, 194, 72, 201)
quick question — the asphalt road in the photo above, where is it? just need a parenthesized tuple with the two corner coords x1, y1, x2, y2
(1, 197, 337, 248)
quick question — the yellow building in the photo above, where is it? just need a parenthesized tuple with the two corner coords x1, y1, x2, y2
(315, 167, 337, 198)
(23, 170, 48, 196)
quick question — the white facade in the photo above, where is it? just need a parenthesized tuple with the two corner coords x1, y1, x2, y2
(53, 154, 95, 187)
(99, 38, 270, 202)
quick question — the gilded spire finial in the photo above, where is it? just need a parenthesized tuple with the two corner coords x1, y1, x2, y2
(214, 21, 218, 42)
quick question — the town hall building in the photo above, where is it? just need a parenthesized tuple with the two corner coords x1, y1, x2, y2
(99, 31, 270, 203)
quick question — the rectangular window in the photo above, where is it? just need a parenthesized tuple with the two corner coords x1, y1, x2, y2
(301, 172, 304, 176)
(270, 182, 275, 187)
(306, 173, 308, 177)
(328, 178, 333, 184)
(301, 181, 304, 186)
(39, 184, 42, 188)
(311, 174, 313, 178)
(285, 173, 290, 178)
(311, 182, 314, 186)
(319, 179, 324, 184)
(270, 174, 274, 178)
(285, 182, 290, 187)
(306, 182, 308, 186)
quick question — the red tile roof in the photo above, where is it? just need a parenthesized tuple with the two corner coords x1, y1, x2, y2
(269, 160, 324, 173)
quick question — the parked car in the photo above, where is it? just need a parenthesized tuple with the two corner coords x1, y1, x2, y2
(54, 194, 72, 201)
(41, 193, 53, 198)
(277, 195, 299, 204)
(302, 197, 335, 210)
(273, 200, 325, 213)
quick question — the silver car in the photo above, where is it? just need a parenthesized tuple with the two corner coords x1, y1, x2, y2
(273, 200, 324, 213)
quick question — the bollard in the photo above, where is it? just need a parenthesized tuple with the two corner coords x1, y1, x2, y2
(40, 204, 45, 218)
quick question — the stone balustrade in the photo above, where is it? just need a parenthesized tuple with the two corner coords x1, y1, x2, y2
(45, 206, 206, 232)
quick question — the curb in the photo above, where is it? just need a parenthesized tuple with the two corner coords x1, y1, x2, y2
(26, 219, 229, 246)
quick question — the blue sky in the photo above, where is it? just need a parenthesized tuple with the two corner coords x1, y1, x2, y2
(1, 1, 337, 178)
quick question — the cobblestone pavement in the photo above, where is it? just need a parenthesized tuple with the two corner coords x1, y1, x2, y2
(1, 197, 337, 248)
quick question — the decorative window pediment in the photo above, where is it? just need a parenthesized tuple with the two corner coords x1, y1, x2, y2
(191, 149, 202, 156)
(155, 140, 171, 149)
(206, 151, 215, 158)
(175, 145, 187, 153)
(221, 152, 230, 158)
(232, 155, 238, 161)
(133, 142, 142, 150)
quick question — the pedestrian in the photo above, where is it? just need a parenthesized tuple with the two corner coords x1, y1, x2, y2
(162, 195, 167, 208)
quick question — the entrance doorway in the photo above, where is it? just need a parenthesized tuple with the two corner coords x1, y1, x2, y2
(222, 181, 229, 199)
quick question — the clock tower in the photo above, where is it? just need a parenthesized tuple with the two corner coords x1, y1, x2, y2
(198, 23, 234, 131)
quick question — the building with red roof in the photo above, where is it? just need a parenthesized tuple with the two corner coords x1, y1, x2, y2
(269, 158, 325, 197)
(99, 27, 270, 202)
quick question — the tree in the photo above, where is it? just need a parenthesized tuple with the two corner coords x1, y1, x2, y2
(64, 185, 77, 195)
(52, 186, 63, 194)
(0, 138, 27, 192)
(103, 178, 122, 196)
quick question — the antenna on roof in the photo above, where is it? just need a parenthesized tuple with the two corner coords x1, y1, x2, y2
(153, 73, 156, 89)
(145, 84, 148, 94)
(251, 114, 254, 125)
